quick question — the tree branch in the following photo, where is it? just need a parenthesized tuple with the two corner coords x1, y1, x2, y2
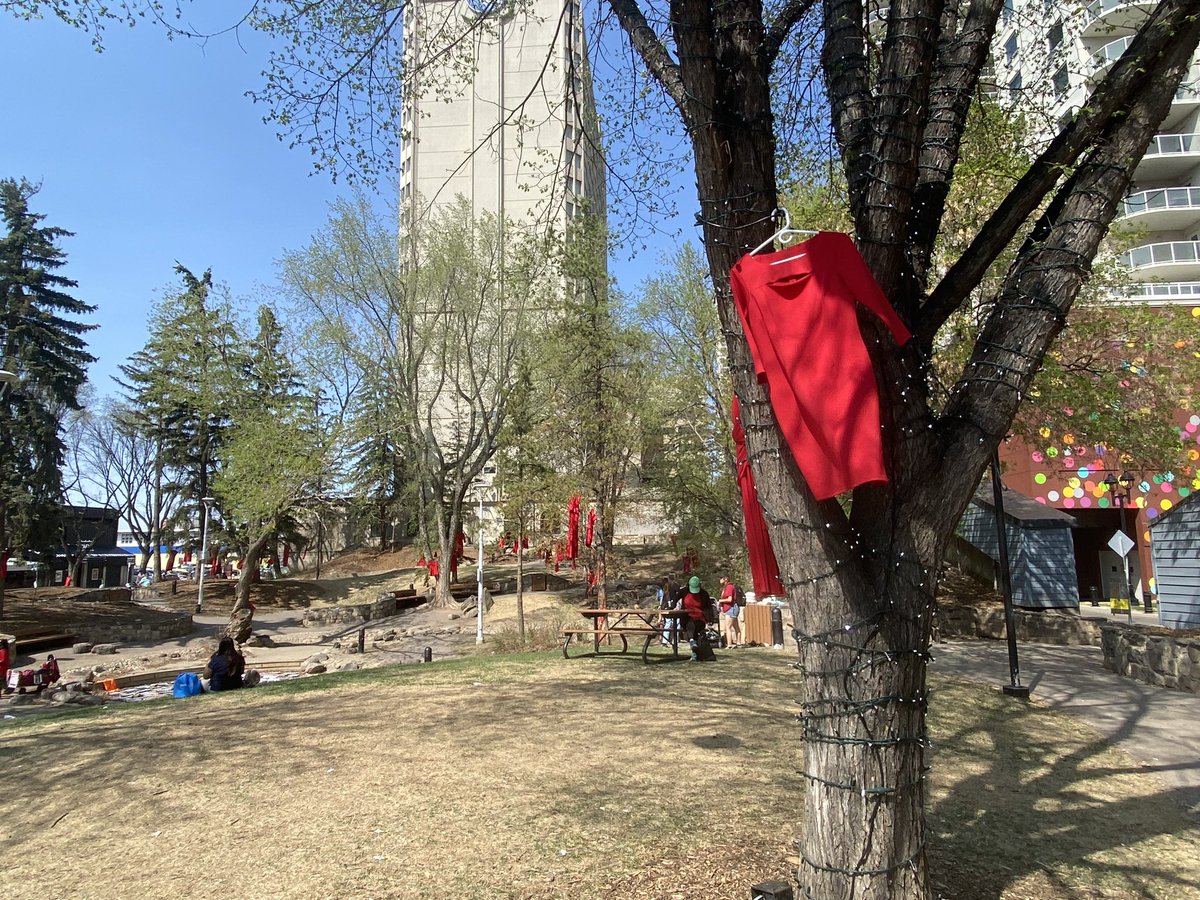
(919, 0, 1200, 343)
(605, 0, 689, 118)
(938, 13, 1200, 475)
(904, 0, 1005, 292)
(764, 0, 819, 65)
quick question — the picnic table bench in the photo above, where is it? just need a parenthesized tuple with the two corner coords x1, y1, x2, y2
(562, 608, 686, 663)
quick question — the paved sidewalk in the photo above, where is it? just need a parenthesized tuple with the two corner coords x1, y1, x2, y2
(933, 640, 1200, 815)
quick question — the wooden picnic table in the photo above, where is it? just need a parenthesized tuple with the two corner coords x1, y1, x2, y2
(561, 607, 687, 663)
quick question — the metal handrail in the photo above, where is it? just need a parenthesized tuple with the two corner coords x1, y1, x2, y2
(1125, 281, 1200, 299)
(1091, 35, 1134, 69)
(1120, 185, 1200, 217)
(1144, 133, 1200, 156)
(1122, 241, 1200, 269)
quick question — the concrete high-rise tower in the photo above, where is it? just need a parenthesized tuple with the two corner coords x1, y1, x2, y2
(400, 0, 605, 233)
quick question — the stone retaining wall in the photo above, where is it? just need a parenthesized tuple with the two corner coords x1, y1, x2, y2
(302, 595, 398, 626)
(937, 605, 1103, 646)
(77, 614, 194, 644)
(1101, 624, 1200, 694)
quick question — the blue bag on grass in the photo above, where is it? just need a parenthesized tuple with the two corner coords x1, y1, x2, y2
(172, 672, 203, 698)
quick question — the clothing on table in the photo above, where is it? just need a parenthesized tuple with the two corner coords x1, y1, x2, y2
(732, 395, 786, 596)
(731, 231, 912, 499)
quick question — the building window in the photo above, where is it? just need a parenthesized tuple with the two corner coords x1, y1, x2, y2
(1052, 64, 1069, 98)
(1004, 33, 1018, 65)
(1002, 0, 1014, 24)
(1047, 22, 1063, 55)
(1008, 72, 1022, 98)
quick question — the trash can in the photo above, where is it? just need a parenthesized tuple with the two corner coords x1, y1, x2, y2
(770, 606, 784, 646)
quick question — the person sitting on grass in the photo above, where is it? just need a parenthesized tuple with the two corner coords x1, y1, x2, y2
(204, 637, 246, 692)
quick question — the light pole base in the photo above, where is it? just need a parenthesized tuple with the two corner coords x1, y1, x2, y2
(1002, 684, 1031, 699)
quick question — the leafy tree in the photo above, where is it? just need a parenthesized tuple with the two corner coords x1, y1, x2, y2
(280, 194, 553, 605)
(0, 177, 95, 615)
(534, 215, 652, 602)
(216, 303, 322, 613)
(634, 243, 741, 567)
(12, 0, 1200, 894)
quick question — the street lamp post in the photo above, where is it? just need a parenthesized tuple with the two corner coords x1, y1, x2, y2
(195, 497, 217, 614)
(476, 487, 485, 645)
(1103, 472, 1147, 615)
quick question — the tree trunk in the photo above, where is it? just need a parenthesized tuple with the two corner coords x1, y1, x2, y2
(234, 530, 273, 612)
(515, 508, 526, 645)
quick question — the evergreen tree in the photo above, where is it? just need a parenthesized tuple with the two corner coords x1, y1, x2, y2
(0, 178, 96, 614)
(217, 303, 321, 613)
(117, 265, 245, 573)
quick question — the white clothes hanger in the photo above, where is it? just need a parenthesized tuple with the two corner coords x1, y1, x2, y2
(749, 207, 819, 259)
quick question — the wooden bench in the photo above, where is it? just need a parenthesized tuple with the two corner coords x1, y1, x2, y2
(561, 624, 680, 664)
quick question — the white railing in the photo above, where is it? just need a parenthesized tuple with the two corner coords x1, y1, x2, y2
(1120, 186, 1200, 218)
(1178, 82, 1200, 103)
(1122, 241, 1200, 269)
(1144, 133, 1200, 157)
(1084, 0, 1151, 22)
(1091, 35, 1134, 69)
(1125, 281, 1200, 301)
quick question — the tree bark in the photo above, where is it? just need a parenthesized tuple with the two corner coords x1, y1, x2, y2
(611, 0, 1200, 895)
(233, 530, 273, 612)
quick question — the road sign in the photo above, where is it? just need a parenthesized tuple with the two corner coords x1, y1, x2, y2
(1108, 530, 1135, 558)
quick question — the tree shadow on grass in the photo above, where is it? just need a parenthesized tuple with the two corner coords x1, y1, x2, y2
(3, 653, 1198, 899)
(927, 676, 1200, 898)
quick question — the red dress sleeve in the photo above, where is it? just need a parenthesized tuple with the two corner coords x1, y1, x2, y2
(828, 232, 911, 346)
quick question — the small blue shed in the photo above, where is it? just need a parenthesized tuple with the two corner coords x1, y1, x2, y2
(956, 486, 1079, 609)
(1148, 491, 1200, 630)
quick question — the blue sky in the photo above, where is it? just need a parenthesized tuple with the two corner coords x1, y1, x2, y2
(0, 13, 360, 395)
(0, 11, 689, 399)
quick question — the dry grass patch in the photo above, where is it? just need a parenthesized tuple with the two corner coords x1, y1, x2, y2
(1, 654, 1198, 899)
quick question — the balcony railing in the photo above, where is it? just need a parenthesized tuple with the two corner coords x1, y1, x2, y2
(1091, 35, 1134, 69)
(1178, 82, 1200, 102)
(1120, 186, 1200, 218)
(1122, 240, 1200, 269)
(1125, 281, 1200, 301)
(1144, 133, 1200, 157)
(1084, 0, 1151, 23)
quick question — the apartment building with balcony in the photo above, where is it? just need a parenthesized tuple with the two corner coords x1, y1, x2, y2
(986, 1, 1200, 614)
(994, 0, 1200, 304)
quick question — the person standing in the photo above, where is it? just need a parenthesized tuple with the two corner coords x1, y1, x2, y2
(719, 576, 743, 648)
(0, 638, 11, 694)
(680, 575, 715, 661)
(658, 576, 678, 647)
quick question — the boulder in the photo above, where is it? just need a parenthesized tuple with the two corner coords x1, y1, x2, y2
(92, 644, 119, 655)
(303, 661, 327, 675)
(72, 642, 94, 654)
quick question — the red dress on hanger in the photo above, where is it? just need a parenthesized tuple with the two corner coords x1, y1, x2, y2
(731, 232, 911, 499)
